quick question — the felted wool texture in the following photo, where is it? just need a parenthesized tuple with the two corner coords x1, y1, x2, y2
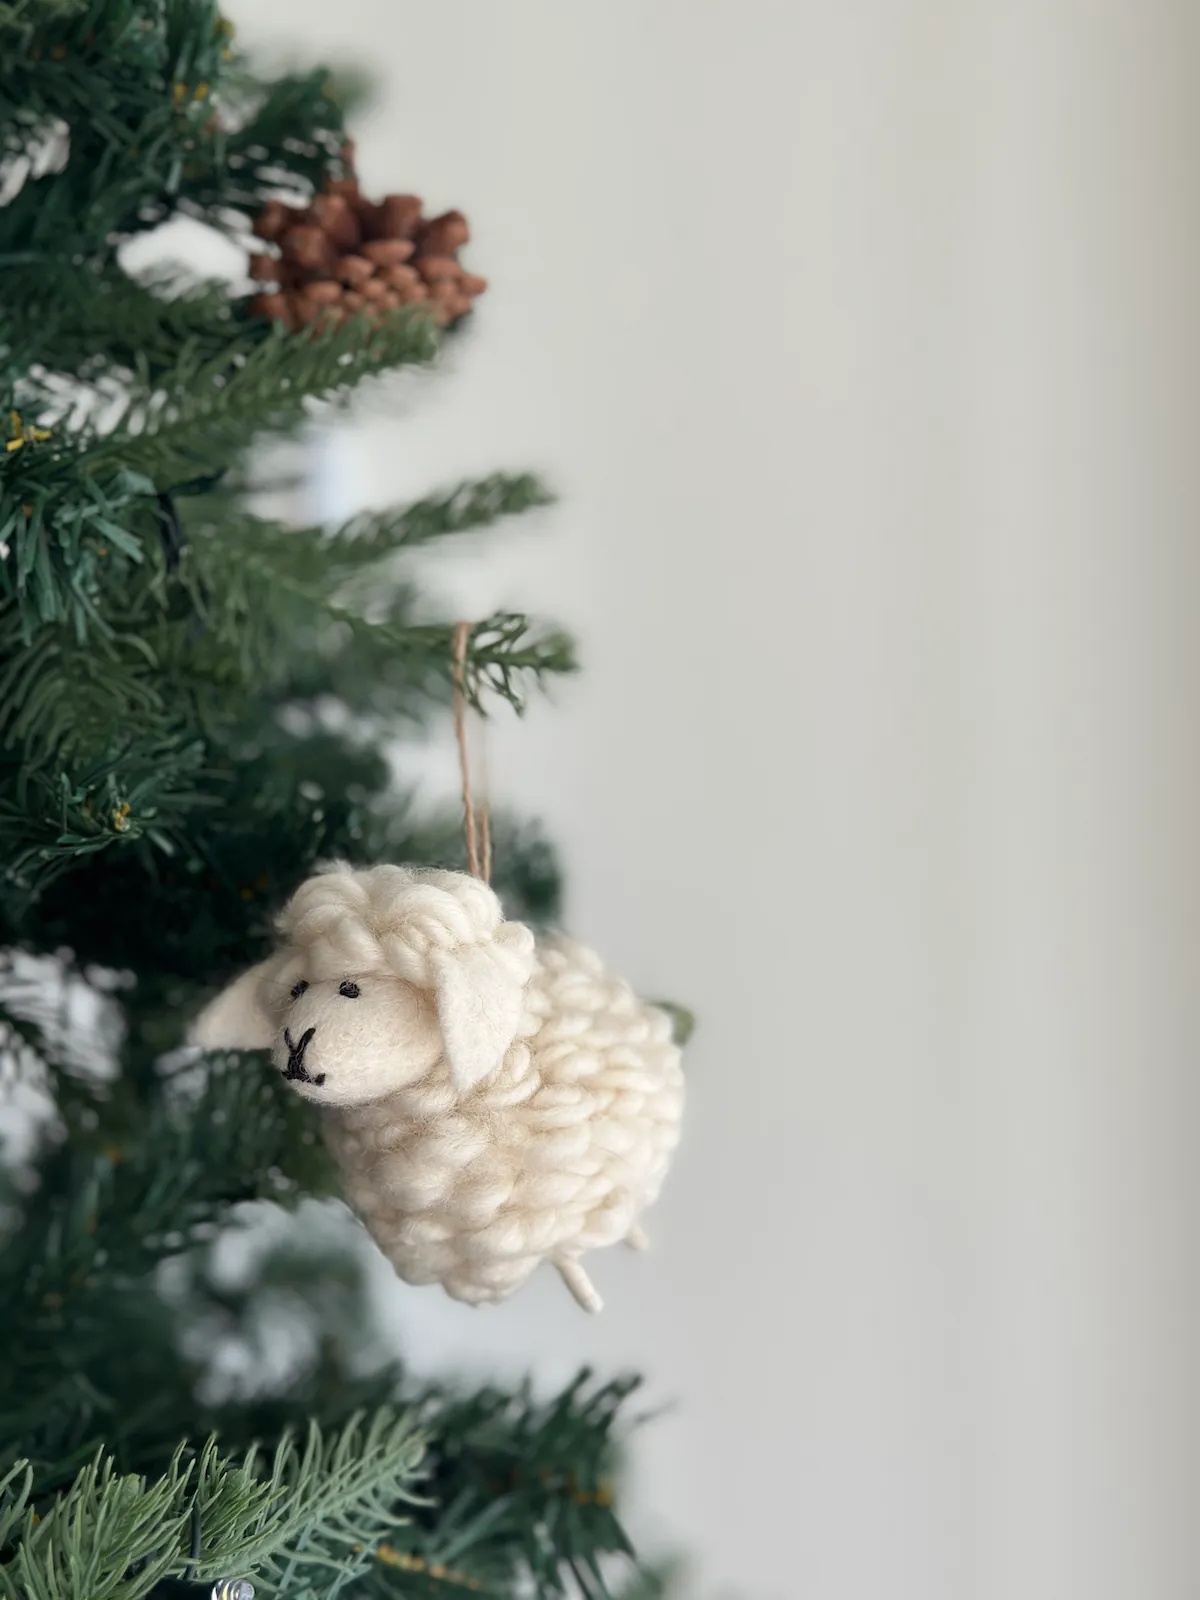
(191, 863, 685, 1311)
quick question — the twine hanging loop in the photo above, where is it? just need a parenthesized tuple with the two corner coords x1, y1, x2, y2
(452, 622, 491, 883)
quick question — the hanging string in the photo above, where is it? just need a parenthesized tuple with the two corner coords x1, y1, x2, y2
(479, 719, 493, 883)
(452, 622, 491, 882)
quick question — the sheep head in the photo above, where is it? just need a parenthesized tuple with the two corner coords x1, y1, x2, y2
(191, 863, 536, 1106)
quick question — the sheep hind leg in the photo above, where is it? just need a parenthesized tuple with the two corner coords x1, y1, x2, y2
(555, 1257, 603, 1313)
(625, 1223, 650, 1251)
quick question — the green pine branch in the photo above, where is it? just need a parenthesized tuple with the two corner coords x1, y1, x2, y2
(0, 738, 211, 898)
(2, 761, 562, 1020)
(0, 1451, 198, 1600)
(0, 1049, 332, 1344)
(390, 1372, 644, 1599)
(0, 455, 162, 640)
(174, 474, 558, 695)
(0, 1415, 425, 1600)
(0, 1050, 333, 1472)
(332, 474, 555, 558)
(0, 6, 351, 260)
(0, 459, 571, 897)
(242, 1413, 425, 1600)
(0, 312, 443, 640)
(1, 312, 480, 643)
(0, 972, 57, 1074)
(0, 603, 571, 897)
(3, 266, 254, 391)
(85, 310, 439, 485)
(0, 623, 168, 762)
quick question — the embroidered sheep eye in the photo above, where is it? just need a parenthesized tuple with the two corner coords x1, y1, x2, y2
(339, 980, 361, 999)
(290, 980, 309, 999)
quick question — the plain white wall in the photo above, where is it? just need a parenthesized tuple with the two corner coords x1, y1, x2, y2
(227, 4, 1200, 1596)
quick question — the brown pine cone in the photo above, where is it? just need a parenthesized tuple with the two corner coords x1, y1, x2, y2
(415, 254, 460, 285)
(428, 281, 464, 314)
(288, 290, 324, 327)
(361, 239, 414, 267)
(286, 284, 343, 329)
(381, 263, 420, 293)
(380, 194, 423, 240)
(308, 193, 361, 252)
(352, 198, 384, 239)
(417, 210, 469, 256)
(249, 173, 482, 329)
(281, 224, 335, 272)
(334, 255, 375, 288)
(302, 280, 343, 306)
(248, 253, 283, 283)
(251, 291, 290, 324)
(252, 200, 290, 241)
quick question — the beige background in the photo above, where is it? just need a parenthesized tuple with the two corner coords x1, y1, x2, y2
(220, 4, 1200, 1595)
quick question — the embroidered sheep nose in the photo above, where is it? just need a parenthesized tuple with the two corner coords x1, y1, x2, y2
(283, 1026, 325, 1086)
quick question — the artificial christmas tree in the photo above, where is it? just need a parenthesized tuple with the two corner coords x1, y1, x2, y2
(0, 4, 671, 1597)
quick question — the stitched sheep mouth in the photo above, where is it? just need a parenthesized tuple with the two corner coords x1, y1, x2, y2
(282, 1026, 325, 1087)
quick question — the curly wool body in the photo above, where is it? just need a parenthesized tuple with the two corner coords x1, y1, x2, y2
(326, 934, 681, 1308)
(190, 864, 684, 1311)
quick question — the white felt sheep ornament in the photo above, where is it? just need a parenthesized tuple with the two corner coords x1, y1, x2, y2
(190, 862, 684, 1311)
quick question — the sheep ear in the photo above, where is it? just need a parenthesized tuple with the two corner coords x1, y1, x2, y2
(431, 942, 527, 1093)
(189, 958, 280, 1051)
